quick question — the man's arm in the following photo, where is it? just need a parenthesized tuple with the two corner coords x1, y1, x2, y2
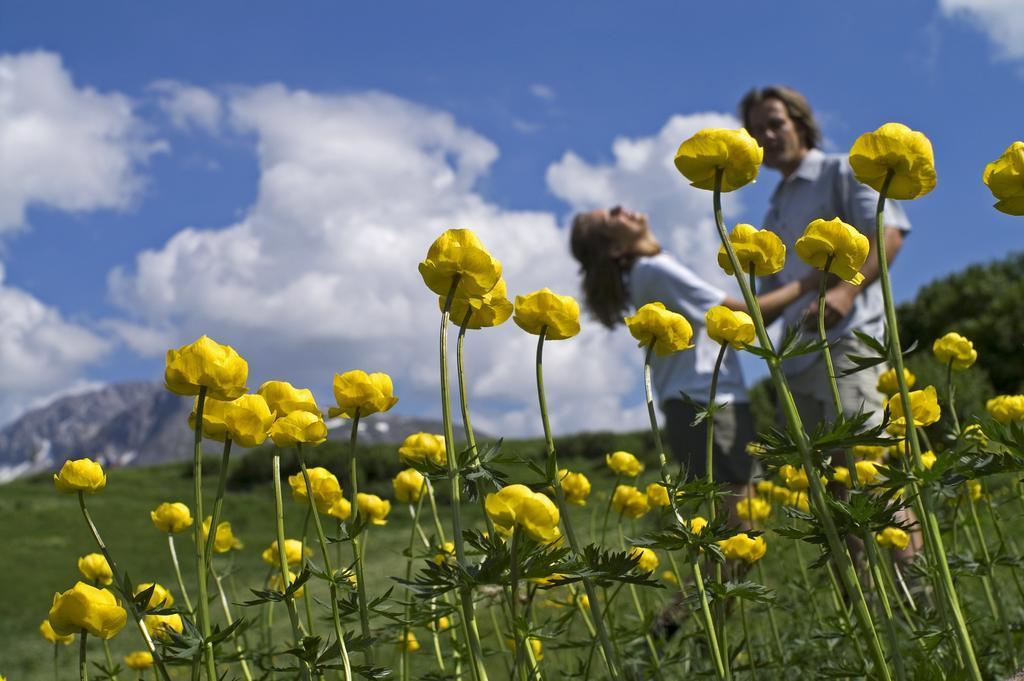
(808, 226, 905, 328)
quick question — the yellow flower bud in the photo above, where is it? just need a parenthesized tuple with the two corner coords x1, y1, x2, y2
(718, 533, 767, 563)
(77, 553, 113, 586)
(445, 278, 514, 330)
(624, 302, 694, 355)
(328, 370, 399, 419)
(256, 380, 321, 417)
(611, 484, 650, 519)
(735, 497, 771, 522)
(54, 458, 106, 494)
(484, 485, 561, 543)
(288, 467, 343, 514)
(559, 469, 592, 506)
(393, 468, 426, 504)
(795, 218, 869, 285)
(269, 410, 328, 447)
(49, 582, 127, 640)
(875, 527, 910, 550)
(646, 482, 670, 508)
(932, 332, 977, 371)
(201, 517, 243, 553)
(134, 583, 174, 609)
(222, 393, 276, 448)
(123, 651, 154, 670)
(150, 502, 193, 534)
(629, 547, 659, 573)
(876, 367, 915, 396)
(356, 493, 391, 525)
(398, 432, 447, 467)
(705, 305, 755, 349)
(40, 619, 74, 645)
(327, 496, 352, 521)
(662, 570, 679, 586)
(920, 450, 936, 470)
(688, 516, 709, 534)
(717, 223, 786, 276)
(399, 630, 420, 652)
(832, 466, 851, 487)
(986, 395, 1024, 424)
(269, 569, 304, 598)
(433, 541, 455, 565)
(606, 451, 644, 477)
(983, 141, 1024, 215)
(164, 335, 248, 401)
(428, 616, 451, 631)
(419, 228, 502, 298)
(674, 128, 763, 192)
(886, 386, 941, 435)
(966, 479, 982, 501)
(513, 289, 581, 340)
(852, 444, 887, 462)
(849, 123, 936, 200)
(786, 491, 810, 512)
(261, 539, 311, 567)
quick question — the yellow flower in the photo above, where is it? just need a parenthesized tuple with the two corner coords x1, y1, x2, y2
(770, 484, 791, 505)
(629, 547, 659, 573)
(49, 582, 127, 640)
(611, 484, 650, 519)
(188, 395, 231, 441)
(327, 496, 352, 521)
(269, 569, 304, 598)
(921, 450, 936, 470)
(662, 570, 679, 586)
(77, 553, 113, 586)
(646, 482, 670, 508)
(875, 527, 910, 550)
(288, 467, 343, 514)
(705, 306, 755, 349)
(513, 289, 581, 340)
(755, 480, 775, 497)
(983, 141, 1024, 215)
(123, 651, 154, 670)
(508, 637, 545, 662)
(933, 332, 977, 371)
(134, 583, 174, 610)
(886, 386, 941, 435)
(261, 539, 311, 567)
(328, 370, 399, 419)
(144, 613, 184, 641)
(716, 223, 786, 276)
(852, 444, 887, 462)
(399, 630, 420, 652)
(428, 616, 451, 631)
(256, 380, 321, 417)
(269, 410, 328, 447)
(786, 491, 810, 513)
(558, 469, 592, 506)
(795, 218, 870, 285)
(484, 485, 561, 543)
(735, 497, 771, 522)
(688, 516, 709, 534)
(624, 302, 694, 355)
(849, 123, 936, 200)
(398, 432, 447, 467)
(855, 460, 881, 485)
(393, 468, 426, 504)
(718, 533, 767, 563)
(356, 493, 391, 525)
(876, 368, 915, 397)
(150, 502, 193, 534)
(164, 335, 248, 401)
(201, 517, 243, 553)
(674, 128, 763, 192)
(54, 458, 106, 494)
(966, 479, 983, 501)
(606, 451, 644, 477)
(445, 278, 514, 329)
(833, 466, 851, 487)
(223, 393, 276, 448)
(40, 619, 74, 645)
(779, 464, 809, 491)
(986, 395, 1024, 424)
(419, 228, 503, 298)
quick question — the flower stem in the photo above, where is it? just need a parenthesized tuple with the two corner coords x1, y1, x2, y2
(754, 560, 784, 665)
(167, 535, 194, 615)
(295, 443, 354, 680)
(691, 559, 727, 679)
(643, 342, 669, 476)
(271, 453, 313, 680)
(203, 438, 233, 568)
(401, 492, 427, 681)
(617, 526, 665, 680)
(191, 387, 218, 681)
(76, 492, 171, 681)
(711, 169, 891, 680)
(536, 328, 623, 680)
(344, 414, 373, 663)
(211, 563, 255, 681)
(872, 170, 981, 680)
(79, 630, 88, 681)
(967, 495, 1017, 667)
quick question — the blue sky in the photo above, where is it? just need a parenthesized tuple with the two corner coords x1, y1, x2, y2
(0, 0, 1021, 435)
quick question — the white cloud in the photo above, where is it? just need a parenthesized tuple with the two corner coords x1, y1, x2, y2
(940, 0, 1024, 60)
(0, 264, 110, 423)
(149, 80, 223, 133)
(546, 111, 745, 292)
(529, 84, 556, 101)
(0, 51, 163, 232)
(107, 85, 653, 437)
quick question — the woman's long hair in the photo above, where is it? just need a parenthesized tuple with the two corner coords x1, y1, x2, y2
(570, 212, 635, 329)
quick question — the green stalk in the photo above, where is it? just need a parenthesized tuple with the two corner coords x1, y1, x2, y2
(344, 414, 373, 662)
(271, 453, 313, 680)
(738, 596, 757, 681)
(401, 490, 428, 681)
(599, 474, 621, 546)
(508, 530, 528, 681)
(825, 563, 867, 667)
(438, 276, 489, 681)
(300, 508, 317, 636)
(691, 559, 727, 679)
(710, 170, 891, 680)
(871, 170, 981, 679)
(983, 496, 1024, 603)
(167, 535, 194, 615)
(536, 328, 622, 680)
(643, 342, 670, 475)
(702, 341, 728, 663)
(101, 639, 118, 681)
(79, 630, 88, 681)
(76, 493, 171, 681)
(617, 526, 665, 680)
(814, 256, 905, 681)
(203, 438, 233, 570)
(211, 563, 255, 681)
(754, 560, 784, 666)
(191, 387, 218, 681)
(295, 443, 354, 680)
(967, 495, 1017, 667)
(53, 642, 59, 681)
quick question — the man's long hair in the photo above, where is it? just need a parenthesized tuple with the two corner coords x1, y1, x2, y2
(738, 85, 822, 151)
(570, 212, 634, 330)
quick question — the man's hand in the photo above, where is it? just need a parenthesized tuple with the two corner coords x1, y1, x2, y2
(803, 284, 857, 329)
